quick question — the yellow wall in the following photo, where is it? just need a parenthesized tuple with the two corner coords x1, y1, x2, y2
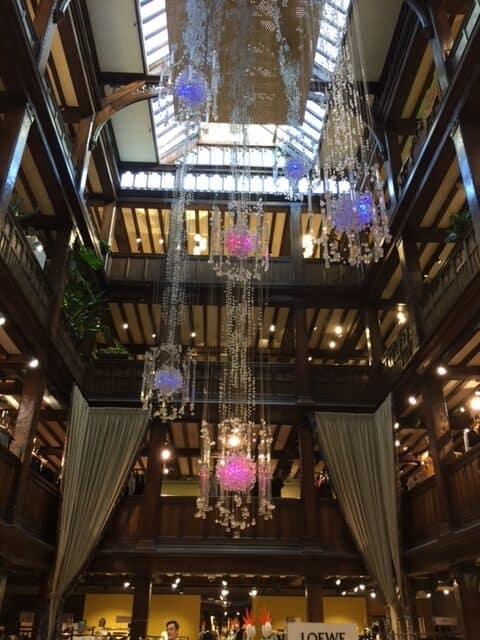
(323, 597, 367, 631)
(83, 594, 134, 629)
(148, 594, 200, 640)
(252, 596, 306, 631)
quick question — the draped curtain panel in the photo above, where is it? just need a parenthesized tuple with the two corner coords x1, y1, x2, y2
(48, 386, 149, 638)
(315, 396, 402, 626)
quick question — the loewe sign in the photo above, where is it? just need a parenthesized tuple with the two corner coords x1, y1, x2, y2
(287, 622, 356, 640)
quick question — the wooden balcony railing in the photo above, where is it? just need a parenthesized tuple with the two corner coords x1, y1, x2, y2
(403, 446, 480, 548)
(382, 323, 419, 378)
(103, 495, 357, 553)
(0, 209, 51, 324)
(0, 444, 20, 520)
(421, 230, 480, 336)
(449, 0, 480, 70)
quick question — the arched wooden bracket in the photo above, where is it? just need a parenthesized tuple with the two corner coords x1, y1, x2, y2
(53, 0, 73, 22)
(89, 81, 161, 150)
(404, 0, 432, 33)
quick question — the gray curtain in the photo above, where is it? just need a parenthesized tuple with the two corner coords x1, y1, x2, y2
(48, 386, 148, 638)
(315, 396, 402, 629)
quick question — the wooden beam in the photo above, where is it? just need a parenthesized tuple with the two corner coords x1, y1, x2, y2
(452, 120, 480, 245)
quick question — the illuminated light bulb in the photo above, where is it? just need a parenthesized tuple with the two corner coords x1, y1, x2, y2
(193, 246, 201, 256)
(308, 356, 313, 362)
(397, 311, 407, 325)
(123, 581, 130, 588)
(370, 592, 376, 599)
(249, 588, 258, 597)
(354, 587, 359, 593)
(341, 591, 347, 596)
(194, 233, 202, 242)
(136, 237, 141, 244)
(0, 313, 5, 326)
(175, 577, 181, 584)
(152, 333, 157, 338)
(436, 365, 447, 376)
(395, 440, 400, 447)
(335, 579, 341, 586)
(334, 326, 343, 336)
(470, 396, 480, 412)
(191, 331, 196, 338)
(460, 406, 466, 413)
(269, 324, 275, 332)
(28, 357, 39, 369)
(443, 589, 450, 596)
(227, 433, 241, 448)
(36, 243, 44, 253)
(172, 582, 177, 589)
(329, 340, 337, 349)
(408, 396, 417, 406)
(161, 447, 172, 461)
(359, 584, 365, 591)
(394, 422, 399, 430)
(221, 589, 229, 597)
(426, 592, 431, 599)
(122, 322, 128, 329)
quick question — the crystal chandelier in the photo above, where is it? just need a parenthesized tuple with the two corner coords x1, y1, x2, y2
(282, 152, 309, 200)
(196, 417, 274, 537)
(209, 200, 270, 281)
(319, 33, 391, 267)
(141, 344, 196, 421)
(141, 167, 197, 421)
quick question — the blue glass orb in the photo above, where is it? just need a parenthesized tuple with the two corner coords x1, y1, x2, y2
(174, 70, 208, 109)
(284, 155, 308, 181)
(356, 192, 374, 227)
(153, 365, 183, 396)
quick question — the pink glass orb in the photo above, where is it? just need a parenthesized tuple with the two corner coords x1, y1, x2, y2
(216, 454, 256, 492)
(224, 227, 255, 258)
(153, 365, 183, 396)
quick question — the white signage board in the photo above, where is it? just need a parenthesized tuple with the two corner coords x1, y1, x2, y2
(287, 622, 357, 640)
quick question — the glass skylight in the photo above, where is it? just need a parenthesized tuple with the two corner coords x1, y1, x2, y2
(137, 0, 352, 173)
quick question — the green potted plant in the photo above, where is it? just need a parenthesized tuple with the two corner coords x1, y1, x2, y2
(447, 210, 472, 242)
(95, 340, 132, 360)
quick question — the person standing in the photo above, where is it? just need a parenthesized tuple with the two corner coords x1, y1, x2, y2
(166, 621, 180, 640)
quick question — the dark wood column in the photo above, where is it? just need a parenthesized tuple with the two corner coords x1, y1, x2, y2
(305, 580, 324, 622)
(100, 202, 117, 247)
(31, 573, 50, 640)
(383, 127, 402, 207)
(365, 307, 385, 367)
(0, 564, 7, 617)
(397, 236, 425, 342)
(427, 0, 452, 93)
(289, 203, 305, 284)
(141, 420, 165, 539)
(451, 121, 480, 243)
(457, 573, 480, 638)
(10, 369, 47, 520)
(422, 375, 453, 527)
(299, 422, 317, 542)
(295, 305, 311, 403)
(0, 105, 34, 226)
(48, 225, 73, 330)
(130, 573, 152, 640)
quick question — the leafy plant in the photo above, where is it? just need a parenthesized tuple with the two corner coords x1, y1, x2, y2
(100, 240, 112, 257)
(95, 341, 131, 358)
(447, 210, 472, 242)
(78, 245, 103, 270)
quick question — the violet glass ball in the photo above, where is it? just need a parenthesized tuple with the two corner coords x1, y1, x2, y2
(216, 454, 257, 492)
(153, 365, 183, 396)
(224, 227, 255, 258)
(284, 154, 308, 181)
(174, 70, 208, 109)
(356, 192, 374, 227)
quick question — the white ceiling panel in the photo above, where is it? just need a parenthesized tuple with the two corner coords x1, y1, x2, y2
(111, 102, 157, 162)
(86, 0, 144, 73)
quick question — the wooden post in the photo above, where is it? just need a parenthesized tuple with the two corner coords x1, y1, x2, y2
(99, 202, 117, 247)
(422, 375, 453, 527)
(0, 567, 7, 618)
(0, 105, 34, 227)
(298, 422, 317, 542)
(31, 573, 50, 640)
(365, 307, 384, 367)
(305, 580, 324, 622)
(428, 0, 452, 93)
(10, 369, 47, 521)
(130, 573, 152, 640)
(457, 573, 480, 638)
(141, 420, 165, 539)
(289, 202, 304, 284)
(397, 236, 425, 342)
(451, 122, 480, 244)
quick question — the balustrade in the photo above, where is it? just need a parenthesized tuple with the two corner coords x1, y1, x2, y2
(0, 444, 20, 520)
(449, 0, 480, 69)
(19, 470, 58, 544)
(382, 323, 419, 378)
(421, 230, 480, 335)
(0, 209, 51, 324)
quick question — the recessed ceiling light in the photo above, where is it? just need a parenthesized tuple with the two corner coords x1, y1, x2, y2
(194, 233, 202, 242)
(122, 322, 128, 329)
(395, 439, 400, 447)
(36, 243, 44, 253)
(353, 586, 358, 593)
(341, 591, 346, 596)
(123, 581, 130, 588)
(426, 592, 431, 599)
(152, 333, 157, 338)
(359, 584, 365, 591)
(28, 357, 39, 369)
(443, 589, 450, 596)
(329, 340, 336, 349)
(136, 237, 141, 244)
(370, 591, 376, 599)
(394, 422, 399, 430)
(334, 326, 343, 336)
(269, 324, 275, 332)
(408, 395, 417, 406)
(470, 396, 480, 412)
(0, 313, 5, 327)
(403, 446, 408, 452)
(459, 406, 466, 413)
(161, 447, 172, 461)
(397, 311, 407, 325)
(436, 365, 447, 376)
(191, 331, 196, 338)
(159, 238, 164, 245)
(335, 579, 341, 586)
(308, 356, 313, 362)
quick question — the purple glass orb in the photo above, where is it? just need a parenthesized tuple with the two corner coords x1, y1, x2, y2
(174, 70, 208, 109)
(216, 454, 257, 492)
(153, 365, 183, 396)
(224, 227, 255, 258)
(284, 154, 308, 182)
(331, 193, 355, 233)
